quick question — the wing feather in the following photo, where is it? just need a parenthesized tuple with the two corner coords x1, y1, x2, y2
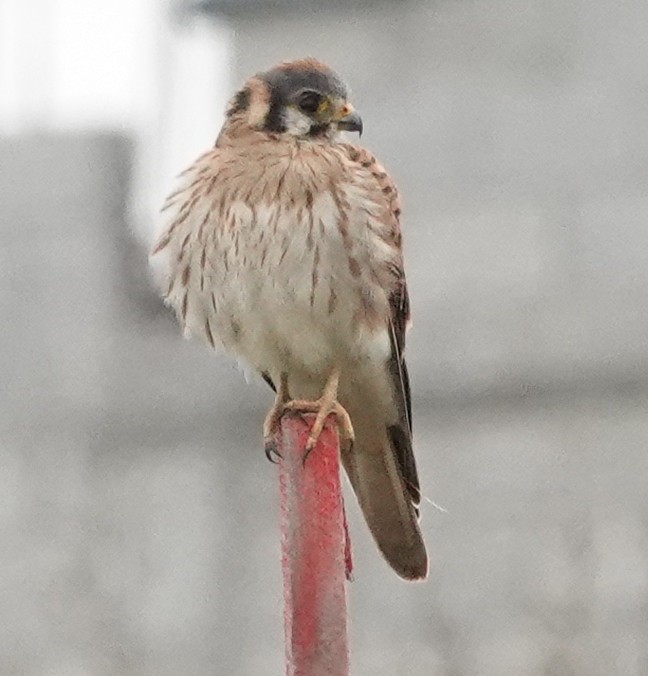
(337, 144, 427, 579)
(343, 143, 421, 509)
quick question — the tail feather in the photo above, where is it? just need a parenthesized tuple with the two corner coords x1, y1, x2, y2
(341, 407, 428, 581)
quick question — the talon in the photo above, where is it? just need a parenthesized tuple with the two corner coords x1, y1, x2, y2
(283, 369, 355, 461)
(299, 433, 320, 466)
(302, 444, 314, 467)
(340, 435, 354, 457)
(264, 439, 282, 464)
(262, 372, 290, 462)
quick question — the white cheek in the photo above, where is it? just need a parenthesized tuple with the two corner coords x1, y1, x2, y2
(282, 107, 314, 136)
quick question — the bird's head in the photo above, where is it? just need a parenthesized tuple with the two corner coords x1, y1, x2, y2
(225, 58, 363, 140)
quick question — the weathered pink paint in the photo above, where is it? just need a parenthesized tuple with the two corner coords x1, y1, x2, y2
(278, 413, 351, 676)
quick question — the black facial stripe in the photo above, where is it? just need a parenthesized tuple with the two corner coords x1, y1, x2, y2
(263, 97, 286, 132)
(227, 87, 250, 116)
(308, 123, 330, 137)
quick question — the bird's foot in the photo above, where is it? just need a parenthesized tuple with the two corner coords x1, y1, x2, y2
(263, 374, 289, 463)
(283, 396, 355, 463)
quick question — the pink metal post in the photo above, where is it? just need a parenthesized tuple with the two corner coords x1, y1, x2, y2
(277, 412, 352, 676)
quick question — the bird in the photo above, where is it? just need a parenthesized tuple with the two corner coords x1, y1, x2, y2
(150, 57, 428, 580)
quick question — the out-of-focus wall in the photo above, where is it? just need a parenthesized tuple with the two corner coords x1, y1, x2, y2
(2, 1, 647, 675)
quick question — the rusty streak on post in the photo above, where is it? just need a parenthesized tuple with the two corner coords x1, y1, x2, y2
(277, 412, 352, 676)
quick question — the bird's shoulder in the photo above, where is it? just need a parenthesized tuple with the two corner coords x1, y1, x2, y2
(336, 142, 403, 234)
(337, 143, 410, 339)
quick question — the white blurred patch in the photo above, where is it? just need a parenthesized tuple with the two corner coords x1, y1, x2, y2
(282, 106, 314, 136)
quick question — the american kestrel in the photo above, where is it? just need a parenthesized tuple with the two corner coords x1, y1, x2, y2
(151, 58, 428, 580)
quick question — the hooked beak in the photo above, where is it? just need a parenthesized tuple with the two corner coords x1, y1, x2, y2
(335, 105, 363, 136)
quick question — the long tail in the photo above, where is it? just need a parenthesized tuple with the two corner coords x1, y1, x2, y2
(340, 403, 428, 580)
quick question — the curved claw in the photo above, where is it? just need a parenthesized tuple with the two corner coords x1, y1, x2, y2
(301, 444, 314, 467)
(284, 398, 355, 466)
(340, 435, 354, 458)
(263, 373, 290, 463)
(264, 438, 282, 464)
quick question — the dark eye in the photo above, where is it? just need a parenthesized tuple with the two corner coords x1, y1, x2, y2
(298, 90, 322, 114)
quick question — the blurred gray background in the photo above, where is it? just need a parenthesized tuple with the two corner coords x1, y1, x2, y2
(2, 1, 648, 674)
